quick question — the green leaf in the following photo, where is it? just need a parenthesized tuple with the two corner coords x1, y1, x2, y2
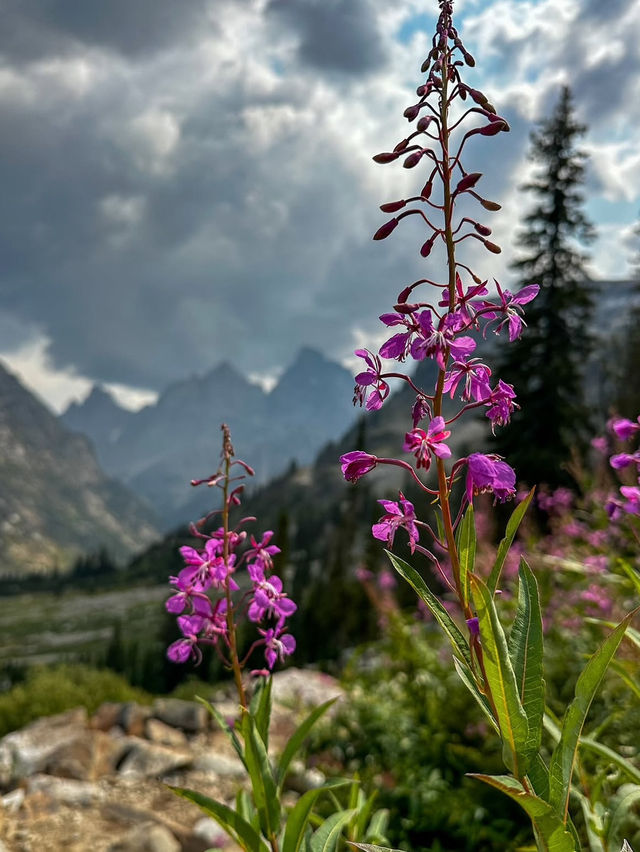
(548, 609, 638, 822)
(196, 695, 246, 769)
(364, 809, 389, 844)
(276, 698, 338, 790)
(348, 844, 405, 852)
(611, 660, 640, 701)
(579, 738, 640, 785)
(607, 785, 640, 851)
(309, 810, 357, 852)
(169, 786, 269, 852)
(470, 574, 530, 776)
(527, 753, 551, 802)
(619, 560, 640, 596)
(281, 781, 351, 852)
(353, 790, 377, 841)
(242, 712, 280, 838)
(508, 558, 545, 766)
(250, 676, 273, 753)
(386, 550, 473, 670)
(236, 789, 260, 833)
(572, 790, 605, 852)
(488, 487, 534, 595)
(469, 775, 577, 851)
(452, 656, 498, 732)
(457, 504, 476, 608)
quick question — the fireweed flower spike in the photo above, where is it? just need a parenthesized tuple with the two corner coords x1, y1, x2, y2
(166, 425, 296, 707)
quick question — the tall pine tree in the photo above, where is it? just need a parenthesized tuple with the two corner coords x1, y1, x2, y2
(613, 217, 640, 417)
(493, 86, 595, 487)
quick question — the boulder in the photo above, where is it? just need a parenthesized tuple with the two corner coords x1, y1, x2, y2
(26, 773, 102, 806)
(120, 702, 152, 737)
(189, 751, 245, 779)
(0, 707, 88, 783)
(117, 739, 193, 779)
(45, 728, 127, 780)
(90, 702, 124, 732)
(145, 718, 188, 748)
(151, 699, 209, 733)
(107, 822, 181, 852)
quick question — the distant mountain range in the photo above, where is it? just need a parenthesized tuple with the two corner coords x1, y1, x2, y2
(61, 347, 358, 527)
(0, 362, 159, 577)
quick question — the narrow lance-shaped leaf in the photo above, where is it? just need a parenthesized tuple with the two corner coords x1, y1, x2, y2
(457, 503, 476, 609)
(607, 785, 640, 851)
(281, 780, 351, 852)
(386, 550, 473, 670)
(170, 787, 269, 852)
(470, 775, 577, 852)
(508, 558, 545, 766)
(277, 698, 338, 790)
(196, 696, 247, 769)
(241, 712, 280, 838)
(548, 608, 639, 822)
(309, 810, 357, 852)
(470, 574, 530, 777)
(488, 487, 534, 595)
(250, 675, 273, 752)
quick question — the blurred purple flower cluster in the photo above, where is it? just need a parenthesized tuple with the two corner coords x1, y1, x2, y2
(606, 415, 640, 519)
(167, 425, 296, 675)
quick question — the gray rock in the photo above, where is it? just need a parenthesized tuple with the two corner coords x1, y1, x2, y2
(0, 707, 88, 782)
(271, 668, 343, 709)
(145, 718, 188, 748)
(26, 773, 102, 806)
(117, 738, 193, 778)
(151, 698, 208, 733)
(190, 751, 245, 779)
(120, 702, 152, 737)
(108, 822, 181, 852)
(192, 816, 228, 848)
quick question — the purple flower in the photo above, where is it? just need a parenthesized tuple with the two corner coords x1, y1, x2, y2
(591, 436, 607, 454)
(248, 575, 297, 622)
(610, 417, 640, 441)
(403, 416, 451, 470)
(354, 348, 390, 410)
(411, 395, 431, 426)
(261, 626, 296, 670)
(379, 312, 416, 360)
(466, 453, 516, 503)
(372, 492, 419, 552)
(466, 617, 479, 636)
(479, 281, 539, 341)
(438, 273, 488, 324)
(485, 380, 518, 431)
(167, 614, 206, 664)
(443, 358, 492, 402)
(410, 311, 476, 369)
(610, 452, 640, 470)
(244, 531, 280, 573)
(620, 485, 640, 515)
(341, 451, 378, 482)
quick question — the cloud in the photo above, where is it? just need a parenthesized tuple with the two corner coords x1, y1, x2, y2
(0, 0, 638, 410)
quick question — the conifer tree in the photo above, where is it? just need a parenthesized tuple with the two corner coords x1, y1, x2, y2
(613, 217, 640, 417)
(493, 86, 595, 486)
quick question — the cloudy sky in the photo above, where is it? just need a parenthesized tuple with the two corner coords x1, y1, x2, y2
(1, 0, 639, 412)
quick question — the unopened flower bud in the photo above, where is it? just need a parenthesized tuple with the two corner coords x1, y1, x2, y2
(373, 218, 399, 240)
(463, 52, 475, 67)
(394, 138, 410, 153)
(397, 285, 413, 303)
(421, 181, 433, 199)
(404, 104, 420, 121)
(455, 172, 482, 193)
(468, 88, 488, 105)
(484, 101, 497, 115)
(417, 116, 432, 132)
(373, 151, 400, 164)
(403, 151, 423, 169)
(478, 119, 509, 136)
(480, 198, 502, 212)
(394, 302, 419, 314)
(420, 234, 437, 257)
(474, 222, 492, 236)
(421, 57, 431, 73)
(484, 240, 502, 254)
(380, 200, 406, 213)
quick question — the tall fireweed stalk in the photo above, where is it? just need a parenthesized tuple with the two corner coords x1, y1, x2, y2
(341, 2, 639, 850)
(166, 427, 391, 852)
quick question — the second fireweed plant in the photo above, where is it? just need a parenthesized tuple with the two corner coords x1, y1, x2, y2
(341, 2, 638, 850)
(166, 426, 390, 852)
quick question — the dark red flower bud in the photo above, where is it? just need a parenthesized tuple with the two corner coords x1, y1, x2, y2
(373, 151, 400, 164)
(455, 172, 482, 193)
(484, 240, 502, 254)
(463, 52, 475, 67)
(474, 223, 492, 236)
(417, 116, 432, 132)
(380, 200, 406, 213)
(394, 302, 419, 314)
(403, 151, 423, 169)
(481, 198, 502, 212)
(478, 120, 509, 136)
(394, 138, 410, 153)
(404, 105, 420, 122)
(397, 286, 412, 303)
(459, 87, 467, 100)
(468, 88, 487, 105)
(373, 219, 399, 241)
(421, 57, 431, 73)
(484, 102, 497, 115)
(420, 234, 437, 257)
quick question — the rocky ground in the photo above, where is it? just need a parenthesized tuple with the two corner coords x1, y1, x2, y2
(0, 669, 343, 852)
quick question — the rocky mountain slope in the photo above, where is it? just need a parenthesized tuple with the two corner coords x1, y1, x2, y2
(0, 362, 159, 577)
(61, 348, 357, 527)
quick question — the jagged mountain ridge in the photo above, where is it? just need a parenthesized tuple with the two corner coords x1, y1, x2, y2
(0, 362, 159, 577)
(61, 347, 357, 527)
